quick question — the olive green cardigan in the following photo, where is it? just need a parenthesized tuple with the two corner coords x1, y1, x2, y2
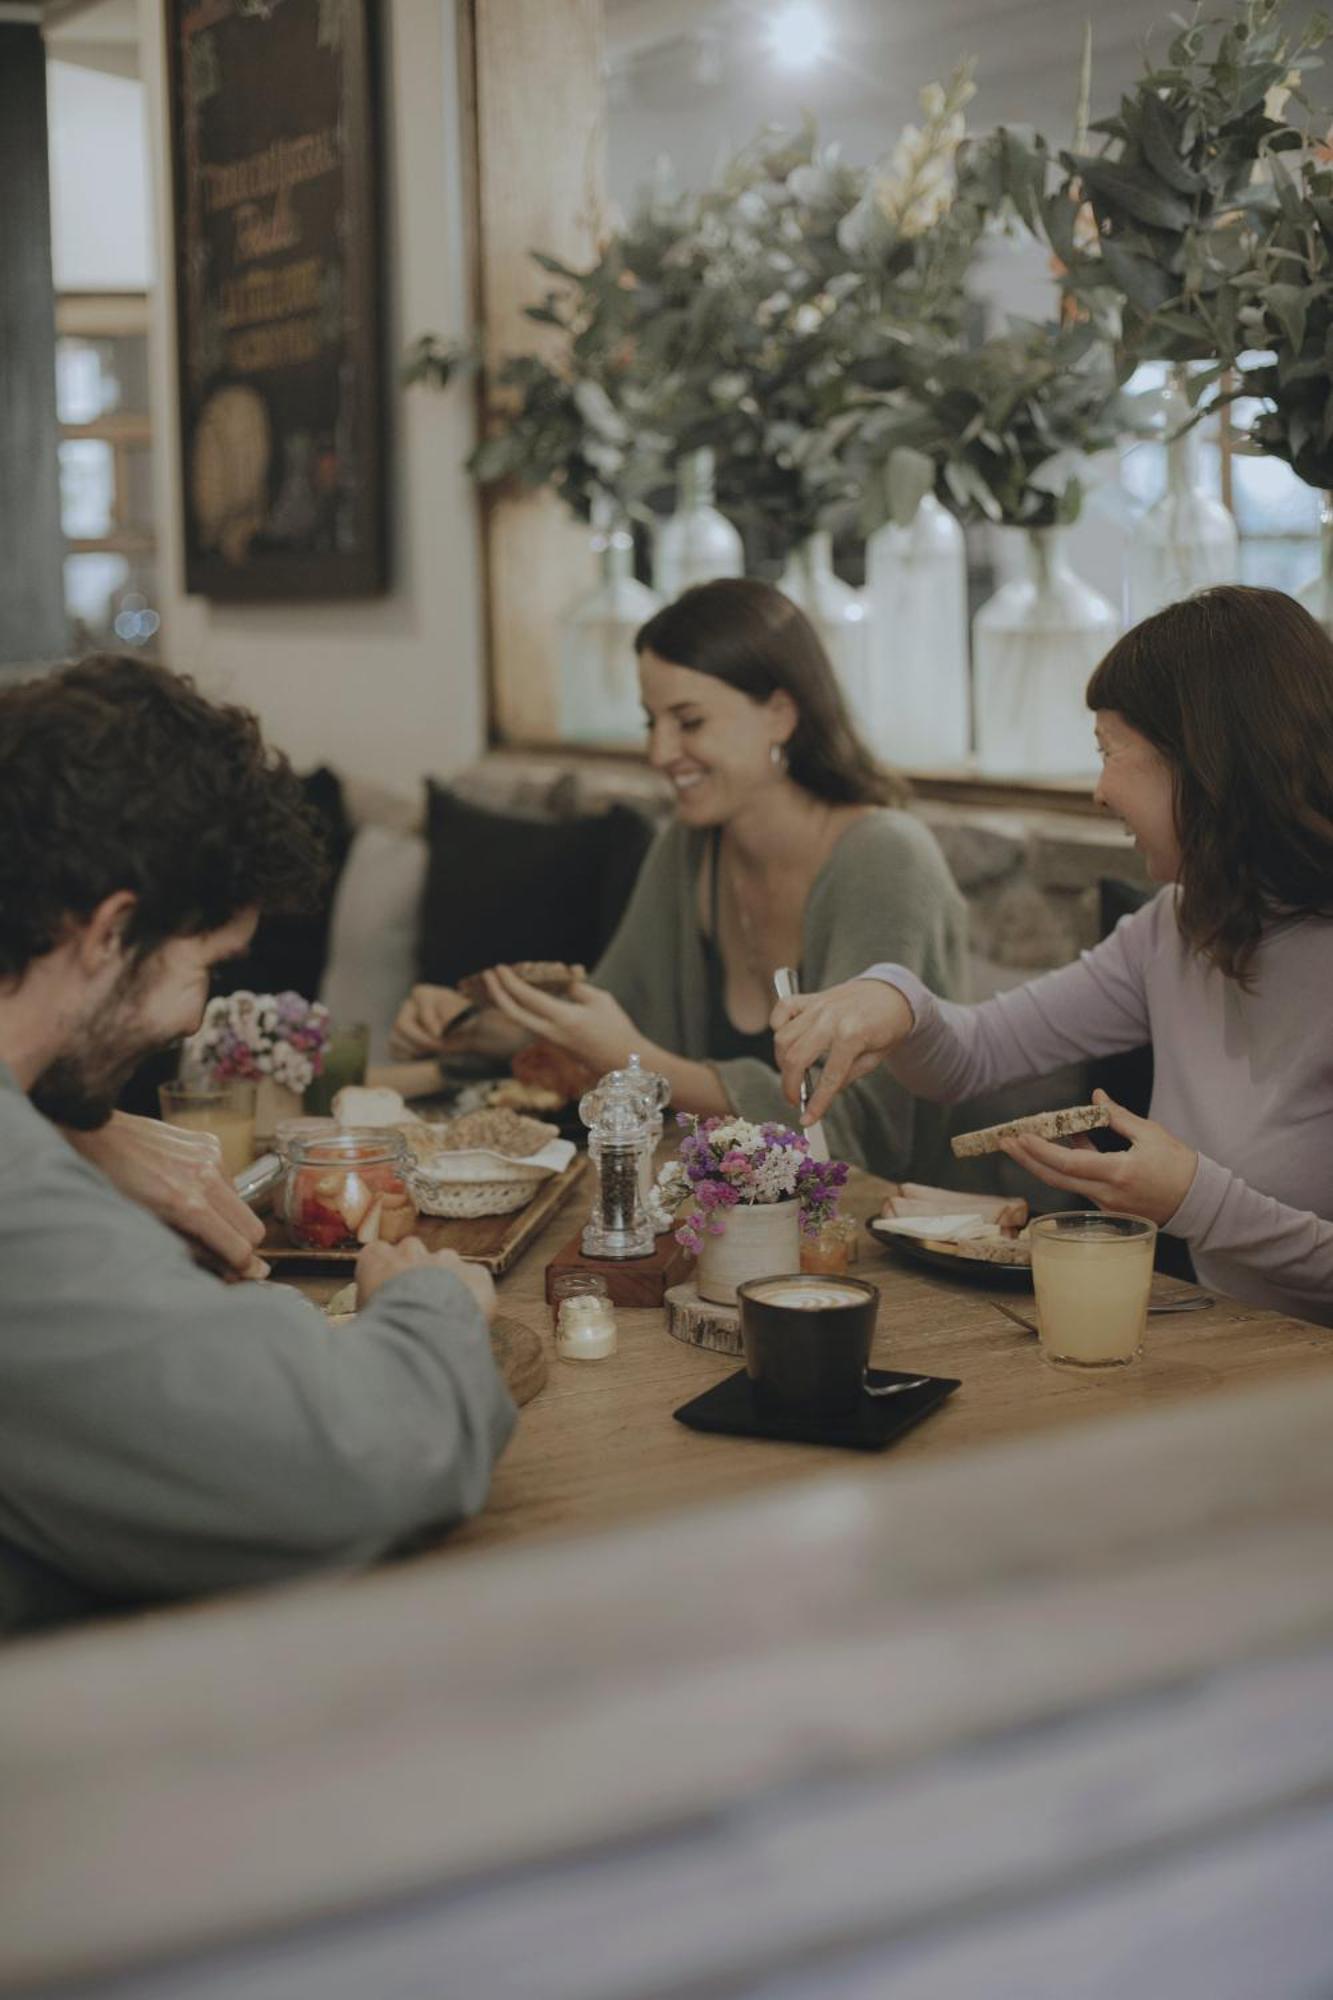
(592, 811, 969, 1180)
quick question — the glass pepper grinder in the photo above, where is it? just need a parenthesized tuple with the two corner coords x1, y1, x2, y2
(623, 1052, 671, 1226)
(579, 1062, 658, 1259)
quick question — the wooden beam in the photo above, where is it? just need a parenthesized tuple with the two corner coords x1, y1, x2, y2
(471, 0, 605, 742)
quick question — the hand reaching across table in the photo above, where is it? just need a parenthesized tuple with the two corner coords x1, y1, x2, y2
(999, 1089, 1198, 1229)
(771, 978, 915, 1126)
(64, 1111, 269, 1281)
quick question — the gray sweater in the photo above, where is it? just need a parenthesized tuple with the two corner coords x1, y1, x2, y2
(593, 810, 969, 1179)
(0, 1066, 516, 1634)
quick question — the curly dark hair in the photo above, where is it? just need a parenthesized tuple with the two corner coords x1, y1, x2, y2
(636, 578, 908, 808)
(1086, 586, 1333, 983)
(0, 653, 327, 981)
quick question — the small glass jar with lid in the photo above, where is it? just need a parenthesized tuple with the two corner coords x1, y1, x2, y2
(550, 1272, 618, 1360)
(281, 1129, 418, 1251)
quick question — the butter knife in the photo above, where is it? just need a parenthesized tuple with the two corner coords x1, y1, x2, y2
(772, 966, 830, 1161)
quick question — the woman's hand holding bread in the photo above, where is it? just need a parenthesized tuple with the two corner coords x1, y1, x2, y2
(1000, 1089, 1198, 1227)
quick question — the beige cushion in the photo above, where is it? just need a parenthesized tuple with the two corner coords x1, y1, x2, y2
(319, 825, 429, 1061)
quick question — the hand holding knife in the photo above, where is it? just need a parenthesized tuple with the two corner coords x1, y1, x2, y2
(772, 967, 830, 1161)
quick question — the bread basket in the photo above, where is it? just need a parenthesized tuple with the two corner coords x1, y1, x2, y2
(404, 1119, 574, 1221)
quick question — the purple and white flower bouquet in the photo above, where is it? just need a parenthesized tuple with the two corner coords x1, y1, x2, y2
(657, 1114, 849, 1256)
(186, 990, 331, 1097)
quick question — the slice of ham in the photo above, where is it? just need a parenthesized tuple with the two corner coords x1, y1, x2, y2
(881, 1182, 1029, 1235)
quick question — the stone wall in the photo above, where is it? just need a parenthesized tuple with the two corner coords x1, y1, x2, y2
(913, 801, 1147, 994)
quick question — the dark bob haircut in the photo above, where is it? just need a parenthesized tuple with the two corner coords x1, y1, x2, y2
(1086, 584, 1333, 982)
(636, 577, 907, 808)
(0, 653, 326, 982)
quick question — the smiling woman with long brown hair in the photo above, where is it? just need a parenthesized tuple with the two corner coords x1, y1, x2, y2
(393, 578, 969, 1179)
(774, 584, 1333, 1324)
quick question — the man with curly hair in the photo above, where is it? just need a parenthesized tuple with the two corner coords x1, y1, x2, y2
(0, 655, 515, 1633)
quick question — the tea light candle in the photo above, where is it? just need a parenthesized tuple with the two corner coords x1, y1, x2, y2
(555, 1293, 619, 1361)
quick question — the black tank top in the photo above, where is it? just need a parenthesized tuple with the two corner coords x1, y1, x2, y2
(701, 828, 775, 1065)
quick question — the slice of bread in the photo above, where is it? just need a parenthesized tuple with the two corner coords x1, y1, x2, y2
(950, 1103, 1111, 1160)
(457, 960, 586, 1006)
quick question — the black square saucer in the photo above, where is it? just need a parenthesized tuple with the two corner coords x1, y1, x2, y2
(673, 1367, 961, 1453)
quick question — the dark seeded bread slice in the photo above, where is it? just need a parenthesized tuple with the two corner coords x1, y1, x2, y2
(950, 1103, 1111, 1160)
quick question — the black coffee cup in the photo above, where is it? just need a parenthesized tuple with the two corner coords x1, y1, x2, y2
(737, 1273, 880, 1418)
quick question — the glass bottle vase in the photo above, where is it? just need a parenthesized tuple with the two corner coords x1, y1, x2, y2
(557, 518, 662, 745)
(972, 528, 1119, 777)
(1127, 371, 1237, 623)
(864, 494, 969, 766)
(652, 449, 743, 602)
(778, 531, 874, 727)
(1297, 493, 1333, 637)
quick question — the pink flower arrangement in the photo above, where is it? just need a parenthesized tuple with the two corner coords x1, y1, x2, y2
(656, 1114, 848, 1257)
(186, 990, 330, 1096)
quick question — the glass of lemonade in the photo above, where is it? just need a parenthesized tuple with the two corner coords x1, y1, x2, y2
(158, 1079, 257, 1180)
(1029, 1212, 1157, 1368)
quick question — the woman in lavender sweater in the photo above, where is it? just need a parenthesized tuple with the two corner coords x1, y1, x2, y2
(774, 586, 1333, 1326)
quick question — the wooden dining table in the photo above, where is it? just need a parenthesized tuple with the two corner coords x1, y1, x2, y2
(290, 1167, 1333, 1560)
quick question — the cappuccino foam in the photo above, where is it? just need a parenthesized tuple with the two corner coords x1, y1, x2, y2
(746, 1279, 867, 1312)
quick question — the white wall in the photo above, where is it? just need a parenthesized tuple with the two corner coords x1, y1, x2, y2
(136, 0, 486, 790)
(47, 59, 154, 292)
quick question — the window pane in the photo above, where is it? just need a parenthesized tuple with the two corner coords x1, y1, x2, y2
(54, 333, 149, 424)
(63, 554, 160, 654)
(58, 438, 116, 539)
(63, 553, 128, 647)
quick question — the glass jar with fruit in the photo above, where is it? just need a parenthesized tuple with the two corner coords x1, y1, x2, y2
(281, 1130, 418, 1252)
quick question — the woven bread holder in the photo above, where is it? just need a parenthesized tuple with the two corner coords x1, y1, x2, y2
(408, 1147, 553, 1221)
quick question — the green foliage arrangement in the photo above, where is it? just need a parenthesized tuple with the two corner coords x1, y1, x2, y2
(1244, 147, 1333, 487)
(850, 318, 1125, 531)
(962, 0, 1326, 389)
(406, 1, 1333, 539)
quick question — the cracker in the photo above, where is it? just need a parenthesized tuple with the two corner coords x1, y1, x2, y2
(950, 1104, 1111, 1160)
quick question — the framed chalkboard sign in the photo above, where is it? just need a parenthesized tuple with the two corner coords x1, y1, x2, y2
(165, 0, 386, 599)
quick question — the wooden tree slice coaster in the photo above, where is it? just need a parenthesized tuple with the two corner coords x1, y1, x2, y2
(665, 1282, 743, 1358)
(490, 1314, 548, 1407)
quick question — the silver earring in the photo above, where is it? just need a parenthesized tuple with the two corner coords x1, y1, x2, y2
(771, 742, 787, 772)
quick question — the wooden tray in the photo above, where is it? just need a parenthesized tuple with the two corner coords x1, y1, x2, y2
(263, 1156, 588, 1277)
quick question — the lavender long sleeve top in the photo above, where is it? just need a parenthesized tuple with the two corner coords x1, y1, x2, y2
(865, 888, 1333, 1327)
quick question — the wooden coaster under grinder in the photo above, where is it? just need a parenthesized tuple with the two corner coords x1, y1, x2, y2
(545, 1229, 694, 1308)
(665, 1281, 743, 1358)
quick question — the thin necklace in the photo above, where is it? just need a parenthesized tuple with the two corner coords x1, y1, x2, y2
(721, 804, 836, 976)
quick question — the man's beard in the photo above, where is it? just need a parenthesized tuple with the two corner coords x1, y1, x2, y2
(30, 961, 171, 1131)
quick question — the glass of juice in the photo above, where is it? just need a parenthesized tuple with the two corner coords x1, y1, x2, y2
(1029, 1211, 1157, 1368)
(302, 1022, 370, 1118)
(158, 1079, 258, 1180)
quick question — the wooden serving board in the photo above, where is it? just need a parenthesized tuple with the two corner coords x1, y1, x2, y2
(262, 1156, 589, 1277)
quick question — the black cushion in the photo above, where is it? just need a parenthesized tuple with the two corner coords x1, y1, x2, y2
(219, 765, 352, 1002)
(417, 783, 654, 988)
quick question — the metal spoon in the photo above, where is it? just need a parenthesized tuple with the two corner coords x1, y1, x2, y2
(863, 1375, 932, 1398)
